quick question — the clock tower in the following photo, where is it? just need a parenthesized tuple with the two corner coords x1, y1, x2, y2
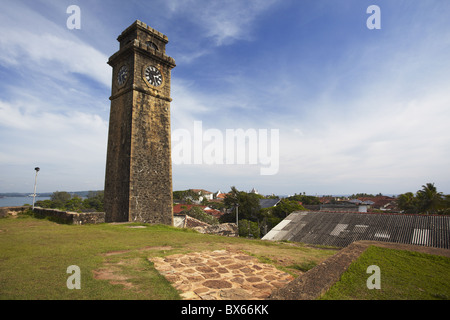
(104, 21, 176, 225)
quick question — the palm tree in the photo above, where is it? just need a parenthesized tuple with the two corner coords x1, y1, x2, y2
(416, 183, 443, 214)
(397, 192, 417, 213)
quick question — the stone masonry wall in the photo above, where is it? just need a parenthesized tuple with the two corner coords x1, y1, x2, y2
(128, 90, 173, 225)
(32, 207, 105, 225)
(104, 21, 175, 225)
(0, 206, 29, 218)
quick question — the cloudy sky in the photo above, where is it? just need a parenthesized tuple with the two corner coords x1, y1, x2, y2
(0, 0, 449, 196)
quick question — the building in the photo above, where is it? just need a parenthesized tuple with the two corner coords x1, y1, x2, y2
(259, 198, 281, 209)
(104, 21, 175, 225)
(263, 211, 450, 249)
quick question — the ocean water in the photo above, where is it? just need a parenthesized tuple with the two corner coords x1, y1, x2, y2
(0, 197, 51, 207)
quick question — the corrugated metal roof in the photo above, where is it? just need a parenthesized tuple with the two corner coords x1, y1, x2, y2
(259, 198, 281, 209)
(262, 211, 450, 249)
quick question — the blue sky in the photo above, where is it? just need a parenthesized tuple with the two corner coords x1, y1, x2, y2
(1, 0, 449, 196)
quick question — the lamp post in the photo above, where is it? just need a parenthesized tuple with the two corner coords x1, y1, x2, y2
(32, 167, 40, 210)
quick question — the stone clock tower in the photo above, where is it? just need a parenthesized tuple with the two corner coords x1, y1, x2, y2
(104, 20, 175, 225)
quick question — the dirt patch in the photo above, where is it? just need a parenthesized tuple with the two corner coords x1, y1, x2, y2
(102, 250, 130, 256)
(94, 246, 173, 290)
(101, 246, 172, 256)
(92, 265, 136, 290)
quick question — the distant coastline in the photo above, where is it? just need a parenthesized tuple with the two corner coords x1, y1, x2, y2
(0, 190, 102, 208)
(0, 191, 101, 198)
(0, 196, 51, 207)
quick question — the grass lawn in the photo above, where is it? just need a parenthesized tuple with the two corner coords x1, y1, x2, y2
(320, 245, 450, 300)
(0, 213, 336, 300)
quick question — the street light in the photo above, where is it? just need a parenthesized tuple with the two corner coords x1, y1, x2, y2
(32, 167, 40, 210)
(235, 203, 239, 233)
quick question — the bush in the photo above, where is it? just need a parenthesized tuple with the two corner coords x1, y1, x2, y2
(239, 219, 260, 238)
(183, 206, 219, 225)
(34, 191, 104, 213)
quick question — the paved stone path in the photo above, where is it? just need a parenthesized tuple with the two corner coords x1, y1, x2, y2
(150, 250, 294, 300)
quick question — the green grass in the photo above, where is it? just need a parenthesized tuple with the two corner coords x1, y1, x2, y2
(320, 246, 450, 300)
(5, 214, 447, 300)
(0, 214, 336, 300)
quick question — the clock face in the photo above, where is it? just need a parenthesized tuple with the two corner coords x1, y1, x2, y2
(145, 66, 163, 87)
(117, 65, 129, 86)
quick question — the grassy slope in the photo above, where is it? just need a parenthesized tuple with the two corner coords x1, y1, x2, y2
(320, 246, 450, 300)
(0, 214, 336, 300)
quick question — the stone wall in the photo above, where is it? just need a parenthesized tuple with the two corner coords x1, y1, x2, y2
(0, 206, 29, 218)
(173, 214, 238, 237)
(32, 207, 105, 225)
(193, 223, 238, 237)
(174, 214, 211, 229)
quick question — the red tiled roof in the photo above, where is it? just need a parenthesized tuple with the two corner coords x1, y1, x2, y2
(204, 208, 225, 218)
(173, 204, 206, 214)
(216, 193, 229, 199)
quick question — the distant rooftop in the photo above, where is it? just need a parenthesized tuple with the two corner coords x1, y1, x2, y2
(259, 198, 281, 209)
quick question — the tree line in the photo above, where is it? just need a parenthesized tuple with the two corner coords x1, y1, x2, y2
(33, 183, 449, 237)
(34, 191, 104, 212)
(218, 186, 307, 238)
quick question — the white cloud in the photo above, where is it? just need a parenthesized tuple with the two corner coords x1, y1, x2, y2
(0, 99, 108, 192)
(0, 2, 110, 87)
(0, 100, 108, 158)
(275, 84, 450, 194)
(166, 0, 279, 46)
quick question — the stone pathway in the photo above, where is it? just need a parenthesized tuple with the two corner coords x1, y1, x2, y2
(150, 250, 294, 300)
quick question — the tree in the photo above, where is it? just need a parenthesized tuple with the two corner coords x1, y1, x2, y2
(416, 183, 444, 214)
(272, 199, 305, 219)
(182, 206, 219, 225)
(239, 220, 260, 238)
(173, 189, 201, 204)
(83, 191, 104, 212)
(439, 195, 450, 215)
(286, 194, 320, 205)
(65, 196, 84, 212)
(397, 192, 418, 213)
(51, 191, 72, 208)
(397, 183, 449, 215)
(223, 186, 261, 222)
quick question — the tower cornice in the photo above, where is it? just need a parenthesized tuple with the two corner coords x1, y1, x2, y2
(108, 39, 176, 69)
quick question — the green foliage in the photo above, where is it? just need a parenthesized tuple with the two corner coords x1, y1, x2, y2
(286, 194, 320, 205)
(220, 187, 308, 238)
(223, 186, 261, 221)
(397, 183, 449, 215)
(83, 191, 104, 212)
(321, 246, 450, 300)
(271, 199, 306, 219)
(397, 192, 418, 213)
(173, 189, 201, 203)
(35, 190, 104, 212)
(287, 261, 317, 272)
(0, 214, 337, 300)
(350, 193, 375, 199)
(239, 219, 260, 238)
(181, 206, 219, 225)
